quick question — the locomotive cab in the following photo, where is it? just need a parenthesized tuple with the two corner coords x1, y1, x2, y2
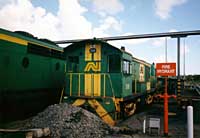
(64, 40, 131, 98)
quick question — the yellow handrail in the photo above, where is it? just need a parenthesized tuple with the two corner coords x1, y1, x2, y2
(104, 74, 106, 97)
(66, 73, 116, 98)
(59, 87, 65, 104)
(107, 74, 115, 98)
(70, 73, 72, 96)
(78, 73, 80, 96)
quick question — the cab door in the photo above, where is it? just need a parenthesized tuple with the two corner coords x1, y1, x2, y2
(122, 60, 133, 96)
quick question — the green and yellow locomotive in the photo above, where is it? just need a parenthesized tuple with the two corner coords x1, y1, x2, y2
(64, 39, 156, 125)
(0, 28, 66, 122)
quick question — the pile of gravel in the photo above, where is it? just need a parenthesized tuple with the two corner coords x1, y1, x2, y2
(24, 103, 111, 138)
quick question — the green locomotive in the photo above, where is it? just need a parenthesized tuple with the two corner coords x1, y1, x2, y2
(0, 28, 66, 122)
(64, 39, 156, 125)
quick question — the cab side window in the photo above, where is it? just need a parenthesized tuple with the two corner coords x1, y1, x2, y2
(108, 54, 121, 73)
(123, 60, 132, 74)
(68, 56, 79, 72)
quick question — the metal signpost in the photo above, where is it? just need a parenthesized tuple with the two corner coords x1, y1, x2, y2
(156, 63, 177, 136)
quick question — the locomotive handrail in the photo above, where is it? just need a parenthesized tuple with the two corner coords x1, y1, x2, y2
(107, 74, 116, 98)
(66, 73, 115, 97)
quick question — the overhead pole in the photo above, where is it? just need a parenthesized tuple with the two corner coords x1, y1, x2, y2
(177, 37, 181, 103)
(165, 37, 168, 63)
(183, 39, 186, 79)
(177, 37, 181, 78)
(54, 30, 200, 44)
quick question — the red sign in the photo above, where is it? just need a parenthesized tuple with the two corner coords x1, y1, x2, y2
(156, 63, 176, 76)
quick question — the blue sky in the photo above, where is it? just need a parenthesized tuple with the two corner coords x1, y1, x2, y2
(0, 0, 199, 75)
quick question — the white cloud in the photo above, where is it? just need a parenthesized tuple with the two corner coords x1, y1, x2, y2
(152, 37, 166, 47)
(181, 44, 190, 55)
(91, 0, 124, 15)
(169, 29, 178, 32)
(0, 0, 124, 43)
(0, 0, 93, 40)
(154, 55, 165, 63)
(56, 0, 92, 39)
(0, 0, 60, 39)
(0, 0, 13, 8)
(92, 16, 122, 37)
(155, 0, 187, 19)
(98, 11, 107, 18)
(154, 54, 174, 63)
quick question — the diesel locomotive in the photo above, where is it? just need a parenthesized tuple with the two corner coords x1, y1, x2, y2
(63, 39, 157, 125)
(0, 28, 66, 122)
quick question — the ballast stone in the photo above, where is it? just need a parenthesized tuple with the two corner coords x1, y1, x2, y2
(24, 103, 111, 138)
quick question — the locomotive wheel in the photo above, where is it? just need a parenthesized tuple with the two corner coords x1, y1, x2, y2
(146, 95, 153, 104)
(124, 102, 137, 116)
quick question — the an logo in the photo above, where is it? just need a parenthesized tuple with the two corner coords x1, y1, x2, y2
(84, 62, 101, 72)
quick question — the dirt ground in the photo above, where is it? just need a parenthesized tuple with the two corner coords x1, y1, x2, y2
(106, 103, 200, 138)
(1, 103, 200, 138)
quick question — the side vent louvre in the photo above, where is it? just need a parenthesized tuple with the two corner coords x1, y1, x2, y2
(27, 43, 65, 59)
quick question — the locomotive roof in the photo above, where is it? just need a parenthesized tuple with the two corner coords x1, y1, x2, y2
(132, 56, 151, 67)
(65, 39, 152, 66)
(0, 28, 63, 52)
(65, 39, 132, 55)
